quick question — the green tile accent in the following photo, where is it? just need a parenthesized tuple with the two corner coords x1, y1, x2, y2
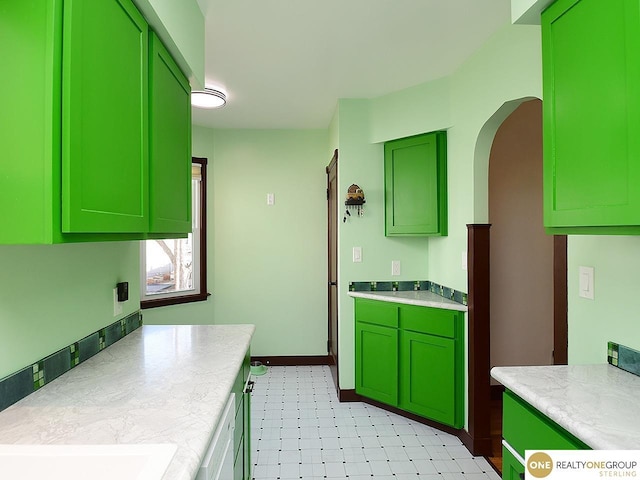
(350, 279, 466, 306)
(609, 341, 640, 377)
(0, 311, 142, 412)
(608, 341, 619, 366)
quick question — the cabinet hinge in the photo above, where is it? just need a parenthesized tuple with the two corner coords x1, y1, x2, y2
(326, 188, 330, 200)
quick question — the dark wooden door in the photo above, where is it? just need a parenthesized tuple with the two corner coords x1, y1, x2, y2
(327, 150, 339, 392)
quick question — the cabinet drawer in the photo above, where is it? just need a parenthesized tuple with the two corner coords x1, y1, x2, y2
(355, 299, 398, 328)
(400, 304, 455, 338)
(503, 390, 587, 457)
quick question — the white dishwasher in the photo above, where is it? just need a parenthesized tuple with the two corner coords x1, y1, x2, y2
(197, 393, 235, 480)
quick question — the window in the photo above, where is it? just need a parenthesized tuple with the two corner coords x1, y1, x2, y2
(140, 157, 208, 308)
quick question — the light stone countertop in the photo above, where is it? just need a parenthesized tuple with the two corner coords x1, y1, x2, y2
(348, 290, 467, 312)
(491, 364, 640, 449)
(0, 324, 255, 480)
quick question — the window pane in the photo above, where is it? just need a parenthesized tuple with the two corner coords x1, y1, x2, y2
(144, 235, 194, 296)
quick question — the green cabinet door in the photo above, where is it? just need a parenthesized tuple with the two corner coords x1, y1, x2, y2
(399, 330, 458, 427)
(502, 445, 525, 480)
(149, 33, 192, 234)
(355, 322, 398, 406)
(384, 131, 447, 236)
(62, 0, 149, 233)
(542, 0, 640, 234)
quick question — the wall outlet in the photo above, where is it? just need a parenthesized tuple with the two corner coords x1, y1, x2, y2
(113, 288, 123, 317)
(391, 260, 401, 276)
(266, 193, 275, 205)
(353, 247, 362, 263)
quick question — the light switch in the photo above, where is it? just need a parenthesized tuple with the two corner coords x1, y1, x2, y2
(266, 193, 275, 206)
(578, 266, 594, 300)
(461, 251, 467, 271)
(353, 247, 362, 263)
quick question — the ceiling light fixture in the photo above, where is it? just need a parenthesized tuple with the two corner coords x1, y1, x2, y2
(191, 88, 226, 109)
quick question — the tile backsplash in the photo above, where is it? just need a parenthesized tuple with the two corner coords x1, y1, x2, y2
(0, 311, 142, 412)
(608, 341, 640, 377)
(348, 280, 467, 306)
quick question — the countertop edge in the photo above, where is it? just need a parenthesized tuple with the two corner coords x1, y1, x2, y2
(491, 364, 639, 450)
(347, 291, 467, 312)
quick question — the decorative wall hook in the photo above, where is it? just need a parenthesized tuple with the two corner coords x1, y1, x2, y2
(344, 184, 365, 222)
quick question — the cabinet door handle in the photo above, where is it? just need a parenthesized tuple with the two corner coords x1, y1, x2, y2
(245, 380, 255, 394)
(519, 473, 525, 480)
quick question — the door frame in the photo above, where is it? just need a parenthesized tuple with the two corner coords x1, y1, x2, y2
(463, 225, 568, 456)
(326, 150, 339, 393)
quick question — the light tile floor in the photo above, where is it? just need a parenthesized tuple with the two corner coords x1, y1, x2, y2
(251, 365, 501, 480)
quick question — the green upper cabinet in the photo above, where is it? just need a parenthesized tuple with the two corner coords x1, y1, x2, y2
(0, 0, 63, 244)
(62, 0, 149, 233)
(542, 0, 640, 234)
(384, 132, 447, 236)
(0, 0, 191, 244)
(149, 32, 192, 234)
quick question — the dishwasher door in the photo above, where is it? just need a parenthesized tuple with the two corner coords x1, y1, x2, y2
(197, 393, 235, 480)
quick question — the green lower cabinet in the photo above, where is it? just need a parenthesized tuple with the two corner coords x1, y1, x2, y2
(355, 322, 399, 406)
(502, 390, 589, 479)
(232, 351, 251, 480)
(354, 298, 464, 428)
(501, 445, 525, 480)
(399, 331, 457, 426)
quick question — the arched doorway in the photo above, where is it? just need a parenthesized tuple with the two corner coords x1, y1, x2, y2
(465, 98, 567, 468)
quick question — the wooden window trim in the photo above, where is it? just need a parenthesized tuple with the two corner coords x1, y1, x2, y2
(141, 157, 209, 309)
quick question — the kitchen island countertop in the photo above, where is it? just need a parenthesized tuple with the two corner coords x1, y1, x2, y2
(348, 290, 467, 312)
(491, 364, 640, 449)
(0, 324, 255, 480)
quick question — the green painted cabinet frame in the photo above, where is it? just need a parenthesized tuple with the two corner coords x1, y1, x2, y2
(354, 298, 464, 428)
(384, 131, 447, 236)
(232, 350, 252, 480)
(0, 0, 191, 244)
(542, 0, 640, 234)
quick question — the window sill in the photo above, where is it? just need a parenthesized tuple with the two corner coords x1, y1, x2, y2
(141, 292, 211, 309)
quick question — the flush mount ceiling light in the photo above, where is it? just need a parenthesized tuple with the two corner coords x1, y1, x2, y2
(191, 88, 226, 109)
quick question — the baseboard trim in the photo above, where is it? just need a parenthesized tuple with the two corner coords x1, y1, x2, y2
(338, 389, 359, 402)
(459, 428, 493, 457)
(350, 393, 462, 438)
(251, 355, 331, 366)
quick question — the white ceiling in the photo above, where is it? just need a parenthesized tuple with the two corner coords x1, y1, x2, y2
(193, 0, 512, 130)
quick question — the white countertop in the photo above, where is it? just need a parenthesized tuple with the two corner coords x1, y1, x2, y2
(348, 290, 467, 312)
(491, 364, 640, 449)
(0, 324, 255, 480)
